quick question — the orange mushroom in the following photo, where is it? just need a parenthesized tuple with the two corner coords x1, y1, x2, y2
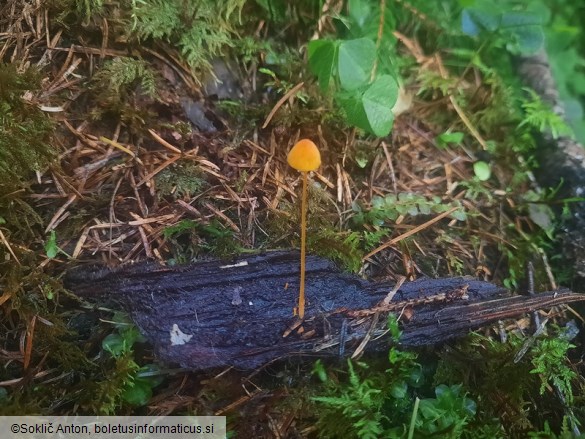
(287, 139, 321, 319)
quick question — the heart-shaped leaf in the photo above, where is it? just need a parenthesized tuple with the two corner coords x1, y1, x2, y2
(338, 38, 376, 90)
(337, 74, 398, 136)
(308, 39, 339, 91)
(362, 74, 399, 136)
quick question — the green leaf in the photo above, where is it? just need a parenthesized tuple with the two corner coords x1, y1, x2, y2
(451, 209, 467, 222)
(308, 39, 338, 91)
(390, 380, 408, 399)
(337, 91, 368, 129)
(501, 11, 542, 29)
(501, 12, 544, 54)
(510, 25, 544, 54)
(348, 0, 372, 28)
(45, 230, 58, 259)
(136, 363, 164, 388)
(102, 333, 127, 358)
(387, 314, 402, 342)
(337, 74, 398, 136)
(121, 379, 153, 406)
(461, 6, 544, 54)
(362, 75, 398, 136)
(436, 131, 464, 147)
(473, 161, 491, 181)
(355, 150, 369, 168)
(337, 38, 376, 90)
(528, 203, 554, 237)
(312, 359, 328, 382)
(461, 7, 499, 36)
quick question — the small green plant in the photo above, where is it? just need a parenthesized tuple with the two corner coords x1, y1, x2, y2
(75, 0, 104, 22)
(130, 0, 245, 73)
(92, 313, 162, 412)
(260, 67, 309, 103)
(313, 359, 387, 439)
(519, 88, 573, 139)
(530, 329, 577, 405)
(0, 64, 55, 189)
(93, 57, 156, 99)
(90, 57, 156, 123)
(435, 328, 583, 436)
(311, 315, 481, 438)
(44, 230, 71, 259)
(528, 419, 580, 439)
(154, 161, 205, 199)
(416, 385, 477, 437)
(542, 0, 585, 143)
(307, 0, 399, 136)
(461, 2, 545, 55)
(308, 229, 364, 273)
(352, 193, 466, 228)
(163, 218, 237, 262)
(52, 0, 104, 24)
(436, 131, 465, 148)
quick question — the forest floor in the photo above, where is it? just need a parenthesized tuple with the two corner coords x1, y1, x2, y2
(1, 1, 584, 437)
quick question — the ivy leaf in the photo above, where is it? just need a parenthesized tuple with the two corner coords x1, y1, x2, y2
(337, 38, 376, 90)
(308, 39, 338, 91)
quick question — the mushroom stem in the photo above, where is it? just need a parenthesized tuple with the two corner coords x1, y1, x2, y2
(299, 171, 308, 319)
(286, 138, 320, 320)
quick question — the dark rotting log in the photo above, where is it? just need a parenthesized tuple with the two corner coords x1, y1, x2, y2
(65, 250, 585, 370)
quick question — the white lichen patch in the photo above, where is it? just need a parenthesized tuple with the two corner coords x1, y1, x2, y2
(219, 261, 248, 269)
(231, 286, 243, 305)
(170, 324, 193, 346)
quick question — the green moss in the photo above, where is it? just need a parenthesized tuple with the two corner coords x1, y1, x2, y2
(0, 64, 56, 191)
(90, 57, 157, 127)
(163, 218, 239, 262)
(435, 330, 582, 435)
(264, 184, 365, 272)
(154, 161, 205, 199)
(308, 229, 363, 273)
(130, 0, 246, 73)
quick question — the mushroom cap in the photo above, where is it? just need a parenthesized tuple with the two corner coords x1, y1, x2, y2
(287, 139, 321, 172)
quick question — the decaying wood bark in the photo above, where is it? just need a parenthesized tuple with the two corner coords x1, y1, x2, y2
(517, 49, 585, 285)
(65, 250, 584, 370)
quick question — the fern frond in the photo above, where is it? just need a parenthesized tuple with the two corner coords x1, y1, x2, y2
(519, 88, 573, 139)
(130, 0, 246, 72)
